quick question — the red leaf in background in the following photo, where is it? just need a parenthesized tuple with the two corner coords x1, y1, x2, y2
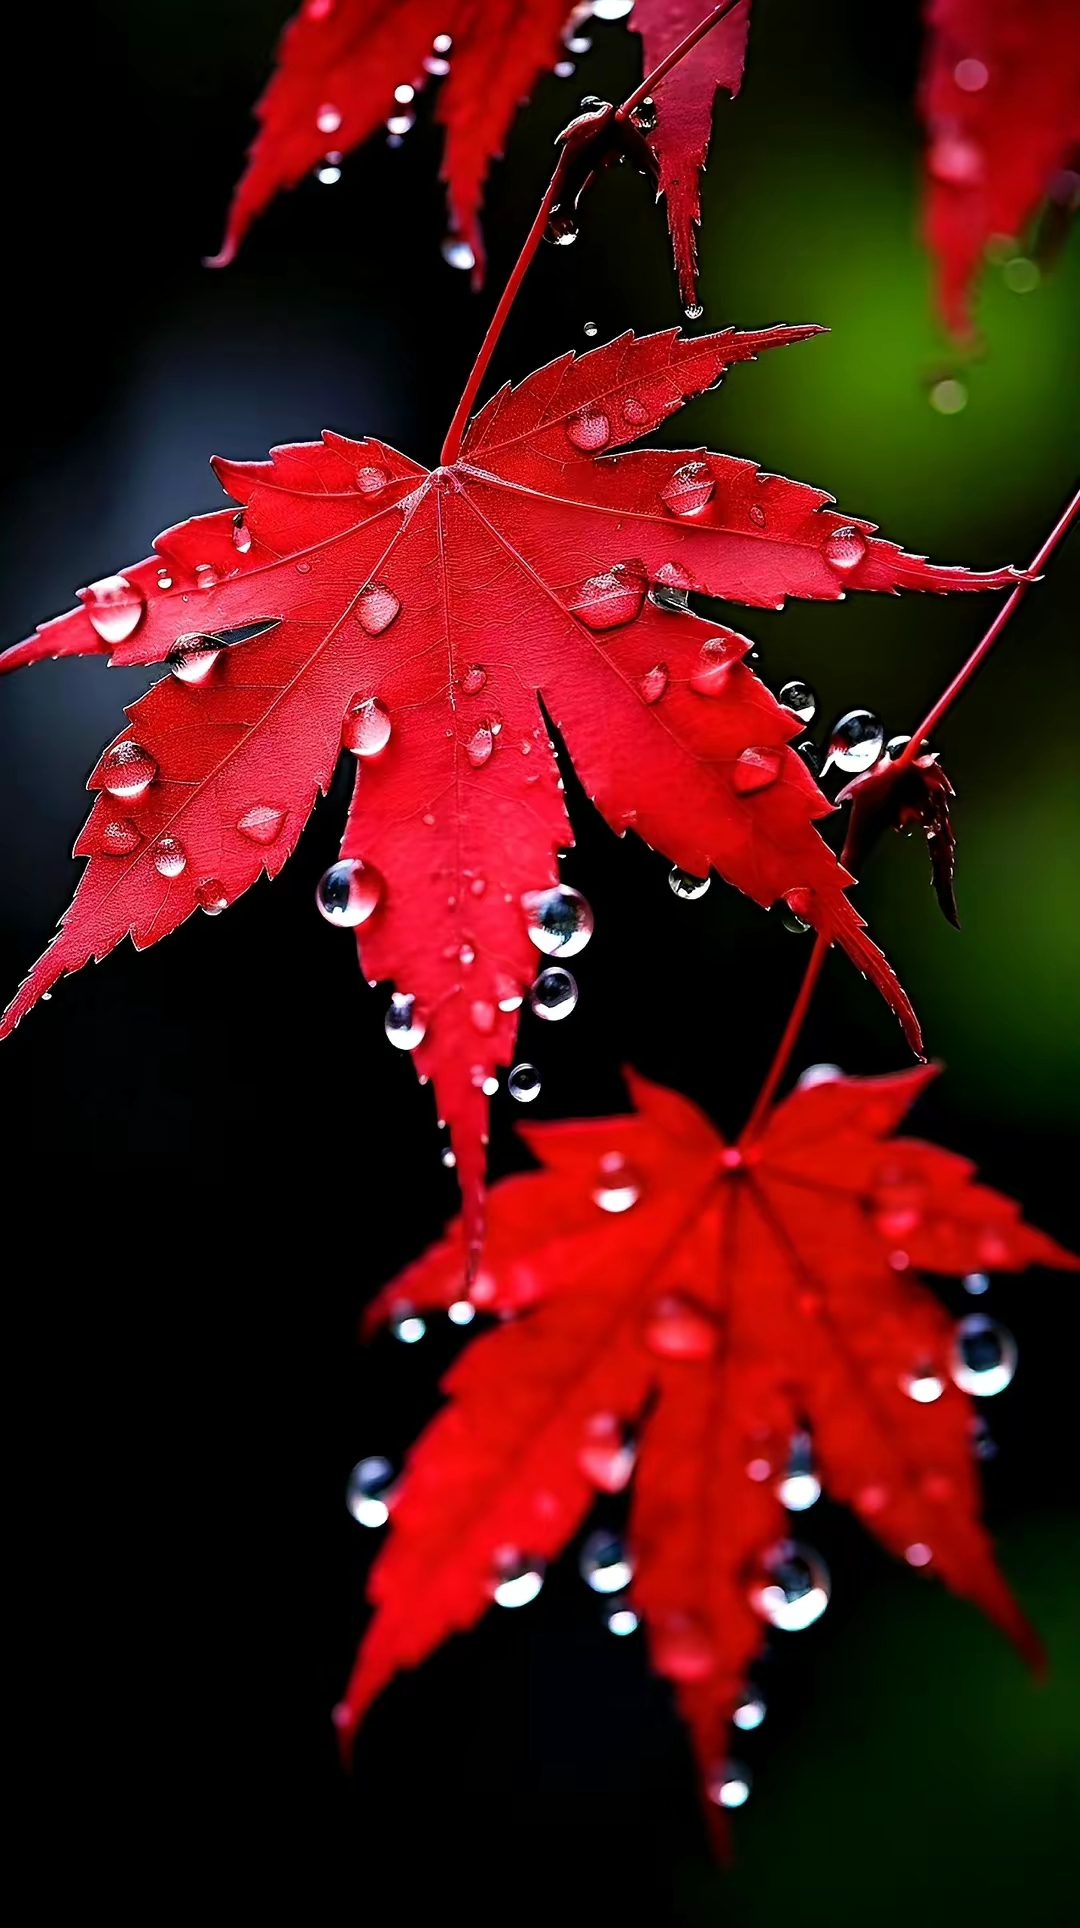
(344, 1069, 1076, 1812)
(839, 746, 961, 929)
(919, 0, 1080, 334)
(0, 327, 1022, 1255)
(208, 0, 748, 299)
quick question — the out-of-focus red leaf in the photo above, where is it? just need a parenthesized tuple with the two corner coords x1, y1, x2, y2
(839, 749, 960, 927)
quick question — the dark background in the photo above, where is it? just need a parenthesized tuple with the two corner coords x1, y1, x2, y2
(1, 1, 1076, 1919)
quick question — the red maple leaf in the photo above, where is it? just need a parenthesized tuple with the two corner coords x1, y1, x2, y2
(919, 0, 1080, 333)
(342, 1068, 1076, 1812)
(209, 0, 749, 305)
(0, 327, 1022, 1255)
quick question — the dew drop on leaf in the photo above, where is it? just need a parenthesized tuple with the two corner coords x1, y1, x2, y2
(592, 1152, 641, 1213)
(639, 663, 668, 704)
(950, 1315, 1017, 1396)
(732, 746, 784, 795)
(529, 966, 578, 1021)
(645, 1294, 716, 1359)
(345, 1456, 394, 1527)
(152, 835, 187, 878)
(775, 1431, 821, 1511)
(392, 1306, 426, 1343)
(466, 723, 495, 767)
(355, 582, 401, 635)
(660, 462, 714, 517)
(236, 803, 287, 844)
(963, 1271, 990, 1296)
(567, 410, 610, 451)
(343, 697, 392, 757)
(823, 526, 868, 572)
(356, 466, 390, 495)
(570, 564, 646, 630)
(461, 664, 487, 695)
(900, 1365, 945, 1404)
(577, 1413, 635, 1492)
(522, 884, 594, 957)
(668, 866, 710, 900)
(80, 574, 145, 645)
(385, 992, 426, 1050)
(508, 1062, 541, 1103)
(197, 878, 228, 915)
(98, 741, 157, 799)
(170, 640, 220, 684)
(100, 819, 141, 856)
(706, 1761, 752, 1808)
(316, 858, 382, 928)
(491, 1549, 545, 1608)
(748, 1541, 830, 1630)
(580, 1530, 634, 1594)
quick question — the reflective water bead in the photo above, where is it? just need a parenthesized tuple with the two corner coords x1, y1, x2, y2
(732, 746, 783, 795)
(194, 563, 219, 591)
(432, 33, 452, 52)
(797, 1063, 843, 1089)
(392, 1308, 426, 1344)
(950, 1315, 1017, 1396)
(775, 1432, 821, 1512)
(605, 1600, 639, 1636)
(170, 639, 220, 684)
(197, 878, 228, 915)
(901, 1365, 945, 1404)
(583, 320, 598, 338)
(236, 804, 287, 843)
(385, 992, 426, 1050)
(461, 664, 487, 695)
(441, 1148, 457, 1168)
(316, 103, 342, 133)
(491, 1549, 545, 1608)
(152, 835, 187, 878)
(343, 697, 392, 757)
(886, 734, 912, 759)
(580, 1530, 634, 1594)
(660, 462, 714, 517)
(779, 680, 816, 724)
(781, 906, 811, 935)
(578, 1413, 635, 1493)
(316, 163, 342, 185)
(316, 858, 382, 928)
(232, 516, 252, 553)
(448, 1299, 475, 1325)
(592, 0, 634, 15)
(530, 966, 578, 1022)
(668, 866, 710, 900)
(707, 1761, 751, 1809)
(963, 1271, 990, 1296)
(466, 723, 494, 768)
(640, 663, 668, 704)
(905, 1542, 933, 1567)
(591, 1152, 641, 1213)
(690, 630, 749, 695)
(823, 525, 868, 572)
(748, 1541, 830, 1630)
(356, 466, 390, 495)
(355, 583, 400, 635)
(567, 410, 610, 451)
(630, 94, 657, 131)
(645, 1294, 716, 1360)
(99, 741, 157, 799)
(80, 575, 146, 645)
(100, 819, 141, 856)
(733, 1693, 766, 1732)
(824, 709, 884, 774)
(345, 1455, 395, 1527)
(522, 884, 594, 957)
(508, 1063, 541, 1103)
(570, 565, 646, 630)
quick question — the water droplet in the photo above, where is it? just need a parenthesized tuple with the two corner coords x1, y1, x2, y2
(823, 709, 883, 774)
(424, 53, 450, 75)
(668, 866, 710, 900)
(385, 992, 426, 1050)
(316, 103, 342, 133)
(567, 410, 610, 451)
(98, 741, 157, 799)
(237, 803, 287, 844)
(197, 878, 228, 914)
(152, 835, 186, 878)
(442, 1148, 458, 1169)
(232, 516, 252, 554)
(194, 563, 219, 592)
(645, 1294, 716, 1360)
(930, 377, 968, 415)
(580, 1530, 634, 1594)
(749, 504, 767, 528)
(356, 466, 390, 495)
(621, 394, 651, 424)
(592, 1152, 641, 1214)
(797, 1063, 843, 1089)
(732, 746, 784, 795)
(316, 162, 342, 184)
(630, 94, 657, 132)
(639, 663, 668, 704)
(605, 1600, 639, 1636)
(523, 885, 594, 957)
(432, 33, 452, 53)
(578, 1413, 635, 1493)
(660, 462, 714, 517)
(652, 1611, 715, 1681)
(466, 723, 495, 767)
(393, 83, 415, 104)
(1002, 255, 1040, 294)
(583, 320, 598, 338)
(491, 1549, 545, 1608)
(392, 1307, 426, 1344)
(707, 1761, 751, 1809)
(80, 575, 146, 645)
(462, 664, 487, 694)
(781, 904, 812, 935)
(458, 942, 475, 967)
(684, 303, 704, 322)
(316, 858, 382, 928)
(954, 56, 988, 91)
(779, 680, 816, 723)
(355, 582, 400, 635)
(690, 631, 748, 695)
(748, 1541, 830, 1630)
(99, 819, 141, 856)
(508, 1063, 541, 1104)
(343, 697, 392, 757)
(905, 1541, 933, 1568)
(950, 1315, 1017, 1396)
(823, 526, 868, 573)
(448, 1298, 476, 1324)
(775, 1432, 821, 1511)
(554, 59, 575, 77)
(440, 234, 476, 272)
(901, 1365, 945, 1404)
(156, 573, 173, 591)
(963, 1271, 990, 1296)
(170, 639, 220, 684)
(570, 562, 644, 632)
(346, 1456, 394, 1527)
(733, 1693, 766, 1732)
(529, 966, 578, 1022)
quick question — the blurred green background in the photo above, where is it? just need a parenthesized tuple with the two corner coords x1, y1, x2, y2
(0, 1, 1075, 1920)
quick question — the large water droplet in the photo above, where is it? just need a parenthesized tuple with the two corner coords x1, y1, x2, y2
(732, 747, 784, 795)
(530, 966, 578, 1022)
(823, 526, 868, 573)
(733, 1692, 766, 1732)
(170, 638, 220, 684)
(461, 664, 487, 695)
(639, 664, 668, 705)
(797, 1063, 843, 1089)
(508, 1063, 541, 1103)
(690, 631, 748, 695)
(343, 697, 392, 757)
(385, 992, 426, 1050)
(775, 1432, 821, 1511)
(466, 723, 495, 768)
(668, 866, 710, 900)
(152, 835, 187, 878)
(99, 819, 141, 856)
(950, 1316, 1017, 1396)
(824, 709, 884, 774)
(901, 1365, 945, 1404)
(356, 466, 390, 495)
(441, 236, 475, 272)
(748, 1541, 830, 1630)
(98, 741, 157, 799)
(592, 1152, 641, 1213)
(491, 1549, 545, 1608)
(707, 1761, 751, 1809)
(237, 804, 287, 844)
(391, 1305, 426, 1343)
(660, 462, 714, 517)
(81, 575, 146, 645)
(567, 410, 610, 451)
(345, 1456, 395, 1527)
(580, 1530, 634, 1594)
(355, 582, 400, 635)
(569, 565, 646, 630)
(779, 680, 816, 723)
(645, 1294, 716, 1360)
(197, 878, 228, 915)
(316, 858, 382, 928)
(522, 885, 594, 957)
(578, 1413, 635, 1493)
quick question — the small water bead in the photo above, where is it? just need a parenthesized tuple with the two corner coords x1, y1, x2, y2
(578, 1413, 635, 1492)
(645, 1294, 716, 1360)
(954, 56, 989, 90)
(592, 0, 634, 16)
(424, 54, 451, 75)
(587, 1153, 646, 1222)
(707, 1762, 751, 1809)
(387, 112, 415, 136)
(316, 103, 342, 133)
(749, 504, 767, 528)
(775, 1433, 821, 1512)
(317, 163, 342, 184)
(343, 697, 392, 757)
(152, 835, 187, 878)
(570, 565, 645, 630)
(660, 462, 714, 517)
(356, 466, 390, 495)
(781, 906, 811, 935)
(491, 1549, 545, 1608)
(508, 1063, 542, 1104)
(346, 1456, 395, 1527)
(81, 574, 146, 645)
(684, 303, 704, 322)
(392, 1308, 426, 1344)
(237, 804, 287, 844)
(394, 83, 415, 104)
(355, 582, 400, 635)
(232, 517, 252, 554)
(433, 32, 452, 52)
(194, 563, 219, 592)
(930, 377, 968, 415)
(823, 525, 868, 573)
(963, 1271, 990, 1296)
(100, 819, 141, 856)
(385, 992, 426, 1050)
(99, 741, 157, 799)
(458, 942, 476, 966)
(580, 1530, 634, 1594)
(639, 664, 668, 704)
(170, 639, 220, 684)
(523, 884, 593, 958)
(583, 321, 598, 338)
(901, 1365, 945, 1404)
(156, 573, 173, 591)
(733, 1693, 766, 1732)
(530, 966, 578, 1022)
(316, 858, 382, 928)
(748, 1541, 830, 1631)
(461, 663, 487, 695)
(950, 1315, 1017, 1396)
(779, 680, 816, 724)
(448, 1298, 475, 1325)
(732, 746, 783, 795)
(668, 866, 710, 900)
(824, 709, 884, 775)
(466, 723, 495, 768)
(605, 1600, 639, 1636)
(197, 878, 228, 915)
(690, 630, 749, 695)
(630, 93, 657, 131)
(567, 410, 611, 451)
